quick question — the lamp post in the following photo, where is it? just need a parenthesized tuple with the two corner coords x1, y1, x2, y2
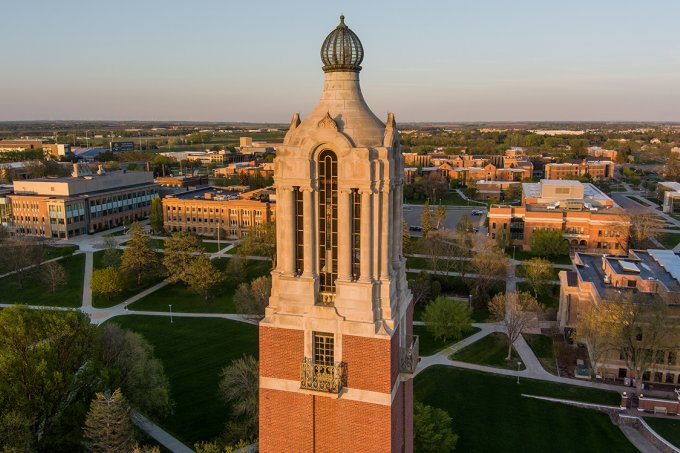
(517, 361, 522, 384)
(169, 304, 173, 324)
(468, 294, 472, 311)
(513, 245, 516, 261)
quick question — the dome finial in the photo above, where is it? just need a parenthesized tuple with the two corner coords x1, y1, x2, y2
(320, 16, 364, 72)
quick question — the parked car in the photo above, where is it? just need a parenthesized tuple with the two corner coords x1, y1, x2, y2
(409, 225, 422, 231)
(471, 210, 485, 216)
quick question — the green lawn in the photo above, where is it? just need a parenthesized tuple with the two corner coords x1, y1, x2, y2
(404, 190, 482, 206)
(415, 367, 635, 453)
(644, 417, 680, 448)
(128, 258, 270, 313)
(659, 233, 680, 249)
(0, 254, 85, 307)
(103, 315, 258, 446)
(511, 248, 572, 265)
(44, 244, 79, 259)
(516, 282, 560, 310)
(414, 325, 481, 356)
(451, 332, 525, 369)
(405, 256, 473, 273)
(524, 333, 557, 374)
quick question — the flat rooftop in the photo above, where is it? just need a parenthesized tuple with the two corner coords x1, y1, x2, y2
(575, 250, 680, 298)
(169, 187, 242, 201)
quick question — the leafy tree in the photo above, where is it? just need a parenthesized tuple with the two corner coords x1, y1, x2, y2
(504, 184, 522, 201)
(234, 275, 271, 318)
(522, 258, 553, 298)
(185, 255, 224, 300)
(408, 270, 441, 306)
(101, 236, 121, 268)
(99, 324, 172, 417)
(402, 218, 411, 254)
(83, 389, 135, 453)
(149, 196, 164, 234)
(237, 221, 276, 268)
(625, 207, 664, 249)
(0, 306, 98, 450)
(121, 222, 160, 286)
(91, 267, 124, 300)
(414, 401, 458, 452)
(40, 260, 66, 293)
(421, 200, 433, 238)
(422, 172, 449, 202)
(434, 204, 447, 230)
(423, 297, 472, 341)
(219, 355, 259, 443)
(530, 229, 569, 257)
(489, 291, 542, 360)
(573, 298, 622, 378)
(163, 231, 203, 284)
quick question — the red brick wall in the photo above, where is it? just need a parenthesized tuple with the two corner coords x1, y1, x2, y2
(343, 334, 393, 394)
(260, 325, 304, 381)
(259, 388, 313, 451)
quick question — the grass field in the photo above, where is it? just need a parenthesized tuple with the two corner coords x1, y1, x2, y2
(644, 417, 680, 448)
(415, 367, 635, 453)
(510, 248, 572, 265)
(516, 282, 560, 310)
(524, 333, 557, 374)
(103, 315, 258, 446)
(451, 332, 525, 369)
(128, 258, 270, 313)
(44, 244, 79, 259)
(0, 254, 85, 307)
(404, 190, 483, 206)
(659, 232, 680, 249)
(414, 325, 481, 356)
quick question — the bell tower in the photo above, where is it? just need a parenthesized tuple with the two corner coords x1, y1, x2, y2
(259, 16, 415, 452)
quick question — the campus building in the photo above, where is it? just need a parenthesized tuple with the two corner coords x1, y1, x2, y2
(9, 164, 158, 238)
(258, 16, 415, 452)
(657, 181, 680, 214)
(488, 180, 630, 253)
(0, 140, 70, 157)
(558, 250, 680, 384)
(544, 160, 615, 180)
(162, 186, 275, 239)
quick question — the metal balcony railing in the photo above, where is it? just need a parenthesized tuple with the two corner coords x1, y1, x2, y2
(317, 291, 336, 307)
(400, 335, 420, 374)
(300, 358, 346, 393)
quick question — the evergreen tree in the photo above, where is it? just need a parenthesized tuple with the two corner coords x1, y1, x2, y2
(163, 231, 203, 284)
(83, 389, 135, 453)
(149, 197, 164, 234)
(421, 200, 433, 238)
(121, 222, 159, 286)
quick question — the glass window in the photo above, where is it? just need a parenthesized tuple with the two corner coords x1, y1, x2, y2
(313, 332, 334, 366)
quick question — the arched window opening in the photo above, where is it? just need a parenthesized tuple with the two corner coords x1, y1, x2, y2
(318, 150, 338, 296)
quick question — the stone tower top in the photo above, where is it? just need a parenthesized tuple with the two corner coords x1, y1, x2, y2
(320, 15, 364, 73)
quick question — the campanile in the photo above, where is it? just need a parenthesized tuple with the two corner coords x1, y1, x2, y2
(259, 16, 415, 452)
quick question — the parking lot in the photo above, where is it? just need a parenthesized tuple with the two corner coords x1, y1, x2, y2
(403, 204, 487, 236)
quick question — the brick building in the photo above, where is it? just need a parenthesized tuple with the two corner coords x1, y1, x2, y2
(259, 16, 414, 452)
(10, 164, 158, 238)
(544, 160, 615, 180)
(488, 180, 630, 253)
(162, 186, 275, 239)
(559, 250, 680, 383)
(0, 140, 70, 157)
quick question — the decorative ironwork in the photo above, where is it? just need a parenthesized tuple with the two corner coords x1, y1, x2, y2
(317, 291, 336, 306)
(400, 335, 420, 374)
(300, 358, 346, 393)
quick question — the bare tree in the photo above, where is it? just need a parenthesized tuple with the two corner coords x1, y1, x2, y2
(40, 261, 66, 293)
(619, 207, 662, 249)
(470, 237, 509, 303)
(489, 291, 542, 360)
(233, 275, 272, 318)
(573, 298, 623, 378)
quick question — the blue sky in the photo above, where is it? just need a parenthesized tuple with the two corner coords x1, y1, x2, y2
(2, 0, 679, 122)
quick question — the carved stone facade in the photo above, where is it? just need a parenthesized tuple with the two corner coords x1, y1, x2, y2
(259, 16, 414, 453)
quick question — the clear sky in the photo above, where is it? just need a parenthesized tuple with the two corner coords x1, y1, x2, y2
(2, 0, 680, 122)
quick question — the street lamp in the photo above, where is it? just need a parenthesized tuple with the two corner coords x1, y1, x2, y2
(468, 294, 472, 311)
(169, 304, 173, 324)
(517, 361, 522, 384)
(513, 245, 516, 261)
